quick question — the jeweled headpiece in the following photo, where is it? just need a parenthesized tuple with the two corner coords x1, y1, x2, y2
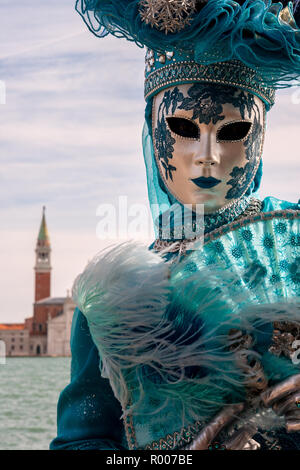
(76, 0, 300, 110)
(144, 52, 276, 107)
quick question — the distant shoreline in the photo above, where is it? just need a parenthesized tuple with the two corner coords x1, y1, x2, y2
(3, 355, 71, 358)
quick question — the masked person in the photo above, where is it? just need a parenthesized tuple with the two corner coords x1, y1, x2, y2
(50, 0, 300, 451)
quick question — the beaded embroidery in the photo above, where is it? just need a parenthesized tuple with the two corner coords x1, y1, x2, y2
(144, 420, 204, 450)
(153, 207, 300, 255)
(123, 410, 203, 450)
(153, 197, 263, 253)
(123, 411, 139, 450)
(145, 59, 275, 107)
(269, 321, 300, 360)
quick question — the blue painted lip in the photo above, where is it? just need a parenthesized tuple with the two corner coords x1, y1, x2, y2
(191, 176, 222, 189)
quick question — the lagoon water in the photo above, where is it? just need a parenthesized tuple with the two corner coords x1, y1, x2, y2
(0, 357, 71, 450)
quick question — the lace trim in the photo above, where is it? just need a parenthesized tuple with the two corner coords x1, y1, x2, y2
(144, 420, 204, 450)
(123, 410, 203, 450)
(153, 196, 260, 249)
(153, 207, 299, 256)
(123, 411, 139, 450)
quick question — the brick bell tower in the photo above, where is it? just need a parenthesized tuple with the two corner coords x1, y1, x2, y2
(34, 206, 51, 302)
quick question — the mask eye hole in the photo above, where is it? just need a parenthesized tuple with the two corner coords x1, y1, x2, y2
(217, 121, 252, 142)
(166, 117, 199, 139)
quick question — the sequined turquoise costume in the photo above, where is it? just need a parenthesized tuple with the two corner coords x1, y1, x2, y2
(50, 196, 300, 451)
(50, 1, 300, 450)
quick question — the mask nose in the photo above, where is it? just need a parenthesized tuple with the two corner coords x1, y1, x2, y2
(193, 131, 220, 171)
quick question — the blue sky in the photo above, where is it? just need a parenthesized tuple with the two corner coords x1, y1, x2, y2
(1, 0, 299, 322)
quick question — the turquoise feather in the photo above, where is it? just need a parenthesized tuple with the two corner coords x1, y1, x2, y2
(76, 0, 300, 90)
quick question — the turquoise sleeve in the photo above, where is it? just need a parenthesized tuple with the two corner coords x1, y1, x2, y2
(49, 308, 128, 450)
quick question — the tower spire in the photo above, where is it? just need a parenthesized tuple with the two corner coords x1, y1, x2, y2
(34, 206, 51, 301)
(37, 206, 50, 247)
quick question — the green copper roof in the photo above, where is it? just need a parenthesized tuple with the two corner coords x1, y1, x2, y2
(38, 206, 50, 245)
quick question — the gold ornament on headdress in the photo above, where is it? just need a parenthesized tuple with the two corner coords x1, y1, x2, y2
(139, 0, 202, 34)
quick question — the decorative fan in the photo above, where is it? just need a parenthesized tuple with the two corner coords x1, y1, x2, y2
(169, 212, 300, 385)
(174, 212, 300, 306)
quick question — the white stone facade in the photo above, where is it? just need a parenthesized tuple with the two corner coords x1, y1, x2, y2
(0, 328, 30, 357)
(47, 297, 75, 357)
(29, 335, 48, 356)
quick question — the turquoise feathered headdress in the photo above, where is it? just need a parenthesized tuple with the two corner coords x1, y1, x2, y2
(76, 0, 300, 109)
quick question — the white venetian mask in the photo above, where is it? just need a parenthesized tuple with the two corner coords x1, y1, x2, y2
(152, 83, 265, 214)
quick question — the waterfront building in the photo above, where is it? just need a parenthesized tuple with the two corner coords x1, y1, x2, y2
(47, 295, 74, 356)
(0, 324, 29, 357)
(0, 208, 74, 356)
